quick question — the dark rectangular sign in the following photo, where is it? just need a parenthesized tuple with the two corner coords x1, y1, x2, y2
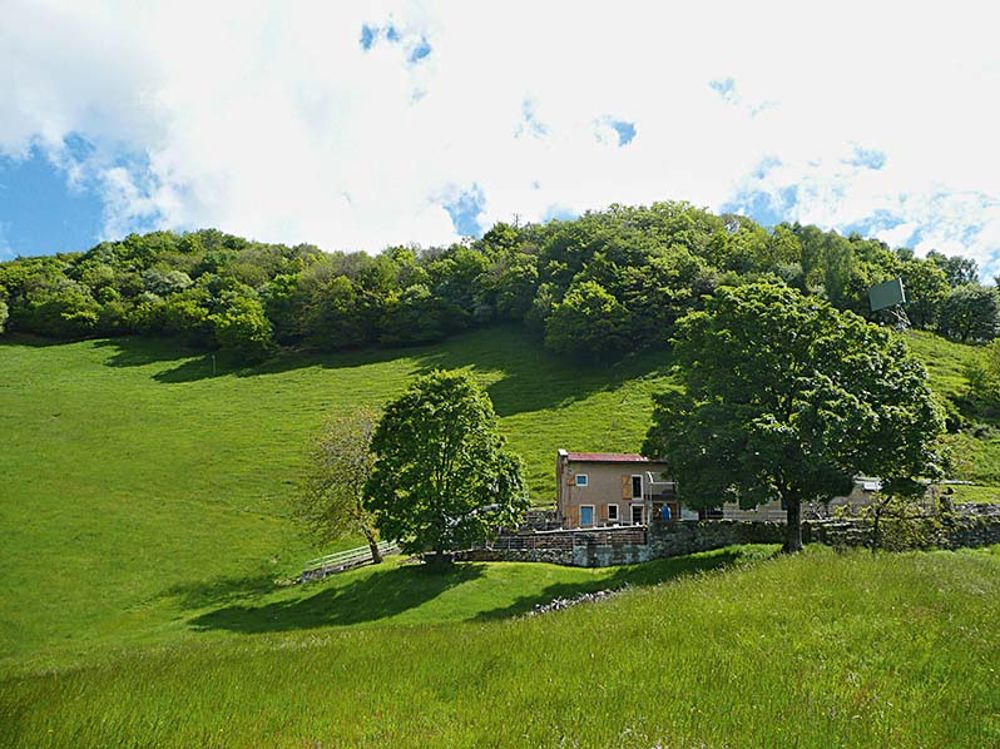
(869, 278, 906, 311)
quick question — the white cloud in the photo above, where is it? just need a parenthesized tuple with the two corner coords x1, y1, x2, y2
(2, 0, 1000, 277)
(0, 221, 15, 261)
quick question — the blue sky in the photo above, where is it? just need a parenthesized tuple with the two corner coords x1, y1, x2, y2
(0, 145, 104, 259)
(1, 1, 999, 278)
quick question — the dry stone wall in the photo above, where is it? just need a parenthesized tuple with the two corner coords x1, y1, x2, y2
(460, 504, 1000, 567)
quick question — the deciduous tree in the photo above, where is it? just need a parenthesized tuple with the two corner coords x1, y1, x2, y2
(365, 370, 528, 566)
(643, 282, 944, 552)
(544, 279, 630, 358)
(300, 408, 384, 563)
(937, 284, 1000, 343)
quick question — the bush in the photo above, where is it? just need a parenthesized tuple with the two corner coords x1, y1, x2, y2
(212, 293, 273, 362)
(544, 280, 630, 358)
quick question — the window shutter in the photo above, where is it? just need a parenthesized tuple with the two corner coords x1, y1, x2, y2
(621, 475, 631, 499)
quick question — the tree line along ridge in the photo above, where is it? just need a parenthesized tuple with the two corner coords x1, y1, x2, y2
(0, 201, 997, 363)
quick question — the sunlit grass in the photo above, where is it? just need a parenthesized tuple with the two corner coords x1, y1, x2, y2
(0, 326, 674, 667)
(2, 547, 998, 748)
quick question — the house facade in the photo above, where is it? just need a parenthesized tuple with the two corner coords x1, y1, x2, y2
(719, 478, 882, 521)
(555, 449, 696, 528)
(555, 448, 882, 528)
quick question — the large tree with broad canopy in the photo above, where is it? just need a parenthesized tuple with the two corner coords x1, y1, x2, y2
(365, 369, 528, 565)
(643, 282, 944, 552)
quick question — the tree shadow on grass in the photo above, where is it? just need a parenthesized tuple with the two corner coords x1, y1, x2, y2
(91, 336, 203, 368)
(91, 334, 423, 384)
(473, 547, 774, 621)
(188, 562, 486, 633)
(159, 572, 282, 610)
(409, 325, 674, 417)
(85, 325, 675, 415)
(0, 333, 77, 349)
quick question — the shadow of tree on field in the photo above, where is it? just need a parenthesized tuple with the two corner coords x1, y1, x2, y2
(160, 572, 282, 610)
(85, 325, 674, 416)
(409, 325, 673, 417)
(188, 563, 486, 633)
(92, 336, 201, 368)
(473, 548, 771, 621)
(0, 333, 74, 349)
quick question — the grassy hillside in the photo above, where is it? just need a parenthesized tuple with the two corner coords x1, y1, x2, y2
(2, 326, 1000, 746)
(0, 325, 675, 667)
(905, 330, 1000, 490)
(3, 326, 999, 671)
(2, 547, 998, 748)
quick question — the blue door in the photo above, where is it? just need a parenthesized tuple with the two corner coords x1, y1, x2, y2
(580, 506, 594, 527)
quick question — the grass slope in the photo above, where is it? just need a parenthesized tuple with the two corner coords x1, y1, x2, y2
(905, 330, 1000, 489)
(3, 325, 1000, 747)
(0, 326, 674, 667)
(2, 547, 998, 748)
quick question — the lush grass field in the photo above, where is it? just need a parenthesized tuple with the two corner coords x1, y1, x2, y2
(2, 547, 998, 748)
(0, 326, 675, 668)
(904, 330, 1000, 486)
(2, 326, 1000, 747)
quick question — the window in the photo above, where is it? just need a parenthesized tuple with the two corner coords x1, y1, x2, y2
(631, 504, 644, 525)
(607, 503, 619, 521)
(580, 505, 595, 526)
(631, 475, 642, 498)
(575, 474, 589, 487)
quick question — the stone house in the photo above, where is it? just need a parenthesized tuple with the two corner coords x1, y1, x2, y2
(555, 450, 697, 528)
(555, 448, 881, 528)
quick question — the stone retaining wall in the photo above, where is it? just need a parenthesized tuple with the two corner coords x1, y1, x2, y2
(459, 503, 1000, 567)
(942, 503, 1000, 548)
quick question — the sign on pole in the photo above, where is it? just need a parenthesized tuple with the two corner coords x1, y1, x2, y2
(869, 278, 906, 312)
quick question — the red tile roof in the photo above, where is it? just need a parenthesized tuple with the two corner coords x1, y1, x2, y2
(565, 452, 659, 463)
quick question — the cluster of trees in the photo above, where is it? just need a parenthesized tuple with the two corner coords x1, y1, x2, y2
(306, 284, 944, 559)
(301, 370, 528, 567)
(1, 204, 996, 362)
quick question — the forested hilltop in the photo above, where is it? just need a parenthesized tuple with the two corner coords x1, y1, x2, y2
(1, 202, 997, 365)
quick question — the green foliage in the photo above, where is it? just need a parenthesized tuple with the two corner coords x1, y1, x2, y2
(927, 250, 979, 287)
(366, 369, 528, 560)
(644, 282, 945, 551)
(900, 258, 950, 328)
(299, 408, 382, 559)
(859, 492, 945, 551)
(211, 292, 273, 361)
(142, 268, 193, 296)
(964, 338, 1000, 414)
(0, 208, 982, 363)
(0, 297, 7, 334)
(379, 283, 454, 346)
(493, 253, 539, 320)
(544, 279, 630, 358)
(22, 281, 102, 338)
(937, 283, 1000, 343)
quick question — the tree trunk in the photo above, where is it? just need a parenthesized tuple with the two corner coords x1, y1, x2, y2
(365, 530, 383, 564)
(782, 496, 803, 553)
(427, 549, 453, 569)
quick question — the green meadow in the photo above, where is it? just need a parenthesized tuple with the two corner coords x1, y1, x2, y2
(0, 325, 675, 668)
(2, 326, 999, 746)
(2, 548, 998, 748)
